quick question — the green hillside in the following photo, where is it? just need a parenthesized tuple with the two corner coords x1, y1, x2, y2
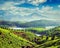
(0, 28, 36, 48)
(0, 26, 60, 48)
(36, 26, 60, 48)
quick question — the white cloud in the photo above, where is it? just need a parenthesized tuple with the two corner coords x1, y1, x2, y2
(0, 2, 15, 10)
(0, 2, 60, 22)
(0, 2, 33, 16)
(28, 0, 47, 6)
(58, 5, 60, 8)
(15, 0, 25, 4)
(2, 0, 47, 6)
(38, 0, 47, 3)
(41, 6, 53, 11)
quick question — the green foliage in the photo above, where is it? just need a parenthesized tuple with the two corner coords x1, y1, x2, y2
(0, 26, 60, 48)
(0, 28, 36, 48)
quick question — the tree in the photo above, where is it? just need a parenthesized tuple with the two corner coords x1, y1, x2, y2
(51, 35, 55, 40)
(46, 36, 48, 40)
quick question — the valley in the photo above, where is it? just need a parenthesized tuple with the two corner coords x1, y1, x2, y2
(0, 0, 60, 48)
(0, 25, 60, 48)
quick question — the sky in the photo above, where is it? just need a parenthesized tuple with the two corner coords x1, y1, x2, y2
(0, 0, 60, 22)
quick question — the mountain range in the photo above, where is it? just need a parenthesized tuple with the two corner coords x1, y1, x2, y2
(0, 20, 60, 27)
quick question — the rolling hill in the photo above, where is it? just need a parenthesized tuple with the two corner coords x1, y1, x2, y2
(0, 28, 37, 48)
(0, 26, 60, 48)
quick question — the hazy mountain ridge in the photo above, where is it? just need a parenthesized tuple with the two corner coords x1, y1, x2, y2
(24, 20, 60, 27)
(0, 20, 60, 27)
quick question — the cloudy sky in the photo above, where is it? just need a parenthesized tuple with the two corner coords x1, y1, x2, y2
(0, 0, 60, 22)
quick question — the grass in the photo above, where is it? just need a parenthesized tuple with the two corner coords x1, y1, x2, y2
(0, 28, 36, 48)
(0, 26, 60, 48)
(28, 27, 45, 31)
(31, 28, 45, 31)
